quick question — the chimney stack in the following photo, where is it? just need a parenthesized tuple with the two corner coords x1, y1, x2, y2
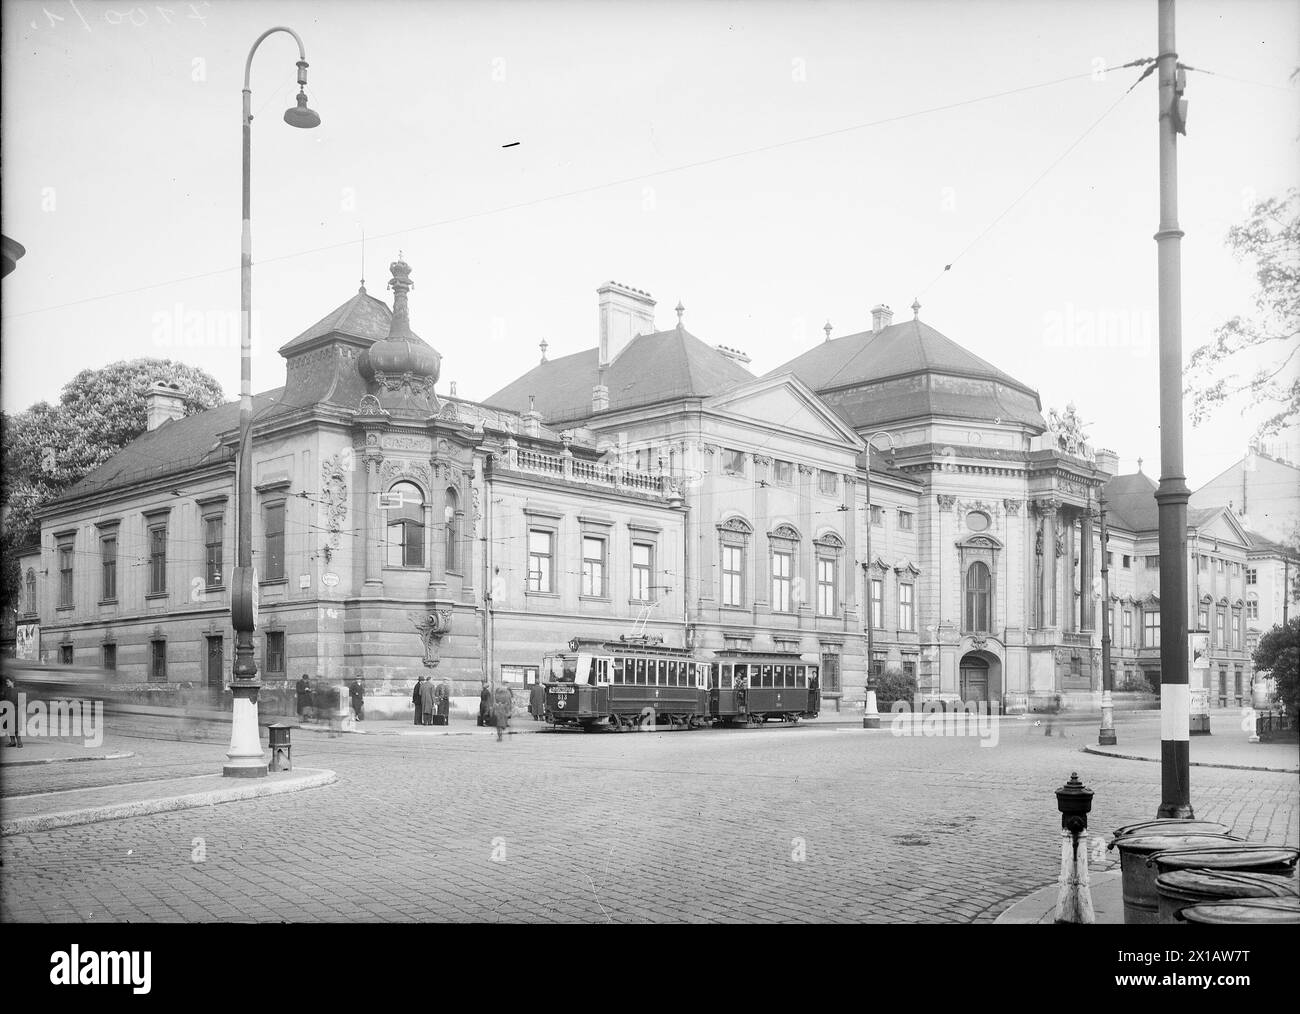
(1094, 448, 1119, 477)
(146, 383, 186, 431)
(592, 382, 610, 413)
(714, 344, 752, 366)
(871, 304, 893, 334)
(597, 281, 656, 368)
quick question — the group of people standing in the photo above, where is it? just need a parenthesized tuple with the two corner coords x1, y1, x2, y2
(479, 684, 515, 741)
(411, 675, 450, 726)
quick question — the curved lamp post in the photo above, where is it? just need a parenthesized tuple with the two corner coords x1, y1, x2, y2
(227, 27, 320, 778)
(862, 430, 895, 728)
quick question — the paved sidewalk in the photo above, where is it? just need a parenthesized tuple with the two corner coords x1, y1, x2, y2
(1082, 712, 1298, 773)
(1, 739, 134, 766)
(995, 870, 1123, 924)
(2, 767, 336, 836)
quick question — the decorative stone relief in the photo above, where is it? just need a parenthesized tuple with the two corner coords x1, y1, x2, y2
(320, 454, 350, 564)
(381, 434, 433, 452)
(1003, 498, 1022, 515)
(356, 394, 387, 416)
(381, 458, 430, 487)
(937, 494, 957, 512)
(410, 609, 454, 668)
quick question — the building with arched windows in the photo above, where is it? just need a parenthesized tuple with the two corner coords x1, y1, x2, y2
(15, 269, 1263, 713)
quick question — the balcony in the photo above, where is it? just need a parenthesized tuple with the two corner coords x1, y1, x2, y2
(495, 446, 674, 499)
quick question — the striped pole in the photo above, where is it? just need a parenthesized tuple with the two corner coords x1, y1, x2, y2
(1154, 0, 1193, 817)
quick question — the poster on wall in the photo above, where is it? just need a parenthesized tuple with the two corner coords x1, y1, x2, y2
(15, 622, 39, 661)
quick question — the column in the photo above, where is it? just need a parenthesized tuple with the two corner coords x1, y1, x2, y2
(1080, 510, 1094, 630)
(1044, 502, 1058, 627)
(797, 465, 815, 617)
(842, 475, 858, 615)
(363, 453, 384, 591)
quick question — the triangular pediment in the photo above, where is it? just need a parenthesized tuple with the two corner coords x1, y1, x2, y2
(704, 374, 863, 448)
(1192, 507, 1251, 548)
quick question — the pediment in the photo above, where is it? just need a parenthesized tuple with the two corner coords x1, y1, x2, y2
(705, 375, 863, 448)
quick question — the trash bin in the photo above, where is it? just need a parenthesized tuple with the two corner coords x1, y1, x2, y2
(1155, 869, 1298, 924)
(1111, 819, 1234, 839)
(1146, 843, 1299, 880)
(1109, 832, 1246, 924)
(1176, 896, 1300, 924)
(268, 724, 292, 771)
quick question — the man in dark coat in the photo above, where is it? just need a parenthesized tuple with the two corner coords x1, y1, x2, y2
(528, 678, 546, 722)
(492, 684, 513, 741)
(412, 676, 425, 726)
(418, 674, 437, 726)
(478, 684, 492, 727)
(349, 678, 365, 722)
(296, 674, 312, 721)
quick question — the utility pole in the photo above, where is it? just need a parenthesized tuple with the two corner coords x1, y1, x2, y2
(1154, 0, 1193, 818)
(1098, 493, 1116, 745)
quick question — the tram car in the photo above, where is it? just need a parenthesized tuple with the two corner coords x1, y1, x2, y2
(708, 649, 820, 724)
(543, 635, 710, 730)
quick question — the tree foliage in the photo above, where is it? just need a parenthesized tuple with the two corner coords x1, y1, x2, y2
(1185, 188, 1299, 440)
(1, 359, 225, 612)
(873, 668, 919, 711)
(1253, 617, 1299, 720)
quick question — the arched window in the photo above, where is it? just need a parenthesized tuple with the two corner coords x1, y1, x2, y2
(965, 561, 991, 633)
(386, 481, 425, 568)
(444, 487, 459, 572)
(24, 569, 36, 615)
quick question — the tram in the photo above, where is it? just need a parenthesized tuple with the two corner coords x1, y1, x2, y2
(708, 649, 821, 724)
(543, 636, 710, 731)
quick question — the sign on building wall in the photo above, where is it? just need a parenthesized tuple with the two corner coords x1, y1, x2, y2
(15, 622, 39, 660)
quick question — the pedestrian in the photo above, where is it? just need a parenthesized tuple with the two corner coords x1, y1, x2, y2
(296, 673, 312, 721)
(492, 683, 513, 741)
(529, 677, 546, 722)
(349, 678, 365, 722)
(3, 677, 22, 748)
(412, 675, 425, 726)
(478, 684, 492, 727)
(419, 673, 437, 726)
(435, 682, 450, 725)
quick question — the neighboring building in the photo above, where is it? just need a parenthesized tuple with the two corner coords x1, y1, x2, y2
(1104, 469, 1257, 708)
(23, 270, 1204, 713)
(1244, 530, 1300, 644)
(1191, 448, 1300, 546)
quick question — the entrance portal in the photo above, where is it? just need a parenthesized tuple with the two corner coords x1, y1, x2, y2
(960, 656, 989, 703)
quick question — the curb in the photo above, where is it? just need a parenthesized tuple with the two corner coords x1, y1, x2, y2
(0, 751, 135, 767)
(1080, 745, 1299, 774)
(1, 767, 338, 837)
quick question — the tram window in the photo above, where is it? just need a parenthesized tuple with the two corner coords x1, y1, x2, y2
(588, 660, 597, 684)
(775, 665, 785, 687)
(795, 666, 806, 687)
(562, 658, 577, 682)
(632, 659, 643, 684)
(656, 660, 664, 686)
(670, 661, 680, 687)
(734, 665, 747, 689)
(613, 658, 624, 684)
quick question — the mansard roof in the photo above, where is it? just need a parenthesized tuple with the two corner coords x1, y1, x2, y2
(484, 327, 755, 424)
(278, 286, 394, 355)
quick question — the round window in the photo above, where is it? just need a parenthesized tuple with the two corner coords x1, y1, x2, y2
(966, 511, 990, 532)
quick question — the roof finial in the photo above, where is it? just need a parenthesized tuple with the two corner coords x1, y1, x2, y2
(386, 255, 414, 340)
(824, 320, 833, 342)
(675, 301, 685, 329)
(911, 297, 921, 320)
(359, 226, 366, 294)
(1137, 456, 1143, 473)
(539, 338, 549, 364)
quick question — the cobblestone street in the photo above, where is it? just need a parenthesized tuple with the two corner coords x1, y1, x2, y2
(2, 715, 1296, 923)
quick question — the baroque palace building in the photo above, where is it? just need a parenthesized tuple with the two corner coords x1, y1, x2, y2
(15, 260, 1266, 712)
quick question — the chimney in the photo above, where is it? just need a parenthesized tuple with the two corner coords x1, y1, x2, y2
(597, 281, 656, 367)
(714, 344, 752, 366)
(146, 383, 186, 430)
(871, 304, 893, 333)
(592, 382, 610, 413)
(1094, 447, 1119, 477)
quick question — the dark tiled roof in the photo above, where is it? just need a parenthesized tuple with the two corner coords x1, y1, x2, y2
(48, 390, 286, 508)
(278, 288, 394, 354)
(1245, 529, 1300, 558)
(769, 318, 1044, 431)
(485, 327, 755, 423)
(1104, 471, 1158, 531)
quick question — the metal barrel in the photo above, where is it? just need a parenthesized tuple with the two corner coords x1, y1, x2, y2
(1177, 896, 1300, 924)
(1111, 819, 1234, 839)
(1156, 869, 1299, 924)
(1148, 843, 1299, 878)
(1111, 833, 1246, 925)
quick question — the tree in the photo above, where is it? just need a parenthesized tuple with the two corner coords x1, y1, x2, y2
(1252, 617, 1299, 721)
(0, 359, 225, 614)
(1185, 187, 1299, 440)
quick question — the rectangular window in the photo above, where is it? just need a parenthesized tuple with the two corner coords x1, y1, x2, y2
(148, 522, 168, 594)
(1146, 555, 1160, 569)
(818, 470, 838, 496)
(1232, 562, 1240, 577)
(60, 644, 73, 665)
(264, 503, 285, 581)
(1214, 609, 1225, 648)
(100, 533, 117, 601)
(869, 577, 884, 628)
(1198, 608, 1209, 631)
(1245, 567, 1257, 585)
(1143, 610, 1161, 648)
(204, 515, 224, 587)
(1231, 611, 1241, 650)
(266, 631, 285, 674)
(772, 549, 793, 612)
(102, 643, 117, 670)
(817, 558, 837, 616)
(1198, 554, 1208, 572)
(1215, 558, 1224, 574)
(821, 651, 840, 693)
(150, 640, 167, 682)
(897, 511, 913, 531)
(1246, 599, 1259, 620)
(898, 583, 914, 631)
(581, 536, 606, 597)
(774, 460, 794, 485)
(723, 449, 746, 476)
(870, 505, 884, 527)
(721, 544, 744, 607)
(1122, 610, 1133, 648)
(527, 529, 554, 593)
(631, 542, 653, 601)
(1122, 555, 1131, 569)
(58, 542, 74, 608)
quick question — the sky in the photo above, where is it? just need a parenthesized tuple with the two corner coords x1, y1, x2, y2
(2, 0, 1298, 489)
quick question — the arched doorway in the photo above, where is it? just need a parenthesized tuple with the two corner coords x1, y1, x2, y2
(958, 651, 1003, 713)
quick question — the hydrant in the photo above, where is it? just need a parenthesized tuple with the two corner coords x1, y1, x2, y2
(1054, 771, 1095, 924)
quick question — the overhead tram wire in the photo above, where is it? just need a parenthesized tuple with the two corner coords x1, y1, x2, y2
(5, 63, 1138, 323)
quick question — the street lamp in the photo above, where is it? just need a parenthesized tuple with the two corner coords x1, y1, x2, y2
(862, 430, 895, 729)
(227, 27, 320, 778)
